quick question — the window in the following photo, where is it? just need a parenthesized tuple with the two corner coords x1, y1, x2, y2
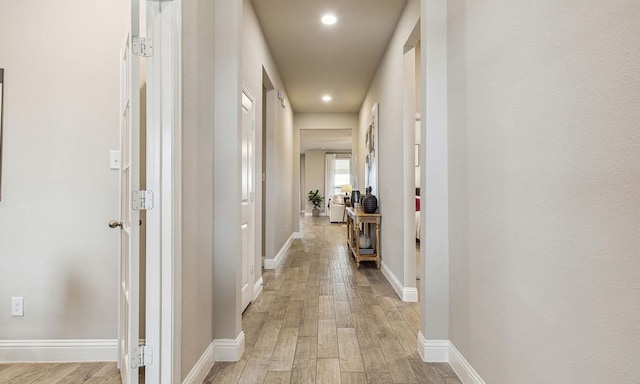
(333, 158, 350, 195)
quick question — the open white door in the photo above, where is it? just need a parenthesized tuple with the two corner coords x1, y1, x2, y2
(241, 87, 256, 312)
(113, 1, 142, 382)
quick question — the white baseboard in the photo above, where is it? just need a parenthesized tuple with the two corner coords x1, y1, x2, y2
(253, 276, 264, 300)
(264, 234, 293, 269)
(449, 342, 486, 384)
(293, 232, 302, 239)
(213, 332, 245, 362)
(0, 339, 117, 362)
(182, 341, 215, 384)
(380, 262, 418, 302)
(402, 287, 419, 302)
(417, 333, 449, 362)
(416, 334, 486, 384)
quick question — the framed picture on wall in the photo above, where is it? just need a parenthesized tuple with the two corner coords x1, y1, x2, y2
(0, 68, 4, 201)
(364, 102, 379, 202)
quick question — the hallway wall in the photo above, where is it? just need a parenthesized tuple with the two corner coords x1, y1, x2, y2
(358, 0, 420, 292)
(243, 0, 295, 263)
(0, 0, 127, 341)
(181, 0, 216, 377)
(447, 1, 640, 383)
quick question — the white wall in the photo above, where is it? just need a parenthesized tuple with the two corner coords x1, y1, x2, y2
(0, 0, 127, 341)
(304, 149, 326, 214)
(244, 0, 295, 263)
(358, 0, 420, 291)
(447, 1, 640, 383)
(181, 0, 216, 377)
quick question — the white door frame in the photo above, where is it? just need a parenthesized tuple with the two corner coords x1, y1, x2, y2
(241, 84, 256, 312)
(144, 0, 182, 382)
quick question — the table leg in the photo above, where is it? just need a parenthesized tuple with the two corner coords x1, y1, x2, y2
(376, 222, 381, 270)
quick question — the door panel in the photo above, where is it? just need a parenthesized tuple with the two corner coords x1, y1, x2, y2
(241, 89, 255, 312)
(118, 1, 141, 382)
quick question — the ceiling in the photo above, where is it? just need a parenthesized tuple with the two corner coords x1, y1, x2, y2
(300, 129, 352, 154)
(251, 0, 408, 113)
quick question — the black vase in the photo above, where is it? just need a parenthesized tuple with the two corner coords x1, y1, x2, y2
(350, 190, 361, 205)
(362, 187, 378, 214)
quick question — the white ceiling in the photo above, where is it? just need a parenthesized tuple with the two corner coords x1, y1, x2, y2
(300, 129, 352, 154)
(251, 0, 408, 113)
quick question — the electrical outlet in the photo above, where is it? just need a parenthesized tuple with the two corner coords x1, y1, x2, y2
(11, 297, 24, 317)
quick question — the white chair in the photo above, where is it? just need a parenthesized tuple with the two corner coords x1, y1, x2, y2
(329, 194, 346, 223)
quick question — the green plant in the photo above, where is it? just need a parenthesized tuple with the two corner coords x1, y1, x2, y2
(307, 189, 325, 209)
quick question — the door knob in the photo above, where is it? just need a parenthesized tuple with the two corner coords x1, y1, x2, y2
(109, 220, 123, 229)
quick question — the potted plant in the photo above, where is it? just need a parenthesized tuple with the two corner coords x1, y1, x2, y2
(307, 189, 325, 217)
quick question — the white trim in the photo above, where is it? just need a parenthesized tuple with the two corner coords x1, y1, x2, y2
(181, 341, 215, 384)
(0, 339, 117, 362)
(402, 287, 419, 302)
(253, 276, 264, 300)
(417, 333, 449, 362)
(213, 332, 246, 362)
(293, 232, 302, 239)
(264, 233, 293, 269)
(449, 342, 487, 384)
(380, 261, 418, 302)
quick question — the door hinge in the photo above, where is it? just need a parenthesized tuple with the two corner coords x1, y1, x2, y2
(132, 190, 154, 210)
(132, 36, 154, 57)
(132, 345, 153, 368)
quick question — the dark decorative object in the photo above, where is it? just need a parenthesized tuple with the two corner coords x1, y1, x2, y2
(350, 190, 361, 205)
(362, 186, 378, 214)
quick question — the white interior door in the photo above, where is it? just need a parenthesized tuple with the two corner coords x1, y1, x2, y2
(241, 88, 256, 312)
(115, 2, 141, 382)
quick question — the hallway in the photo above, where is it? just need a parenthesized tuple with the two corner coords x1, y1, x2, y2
(204, 217, 461, 384)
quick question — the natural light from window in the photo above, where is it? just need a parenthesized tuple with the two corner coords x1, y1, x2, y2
(334, 158, 350, 195)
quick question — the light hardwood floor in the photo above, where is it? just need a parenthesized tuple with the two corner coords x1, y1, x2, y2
(204, 217, 461, 384)
(1, 217, 461, 384)
(0, 362, 121, 383)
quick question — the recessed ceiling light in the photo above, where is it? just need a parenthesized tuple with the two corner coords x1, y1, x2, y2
(321, 14, 337, 25)
(322, 95, 332, 102)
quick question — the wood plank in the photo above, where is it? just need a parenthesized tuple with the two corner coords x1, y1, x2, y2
(340, 372, 367, 384)
(352, 312, 379, 349)
(299, 306, 319, 337)
(368, 305, 394, 335)
(251, 319, 283, 357)
(316, 358, 341, 384)
(337, 328, 365, 373)
(263, 371, 291, 384)
(237, 357, 270, 384)
(56, 362, 108, 384)
(318, 295, 335, 320)
(290, 359, 316, 384)
(334, 300, 354, 328)
(377, 334, 417, 383)
(269, 327, 299, 371)
(0, 363, 58, 384)
(317, 319, 338, 358)
(359, 346, 389, 375)
(386, 310, 418, 357)
(294, 336, 318, 361)
(283, 300, 304, 328)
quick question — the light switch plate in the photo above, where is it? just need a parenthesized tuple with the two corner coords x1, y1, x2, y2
(110, 150, 121, 170)
(11, 297, 23, 317)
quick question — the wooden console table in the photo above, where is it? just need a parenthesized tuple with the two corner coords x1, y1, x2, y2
(345, 207, 381, 269)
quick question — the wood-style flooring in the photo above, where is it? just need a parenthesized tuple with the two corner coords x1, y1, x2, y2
(204, 217, 461, 384)
(0, 217, 461, 384)
(0, 362, 121, 384)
